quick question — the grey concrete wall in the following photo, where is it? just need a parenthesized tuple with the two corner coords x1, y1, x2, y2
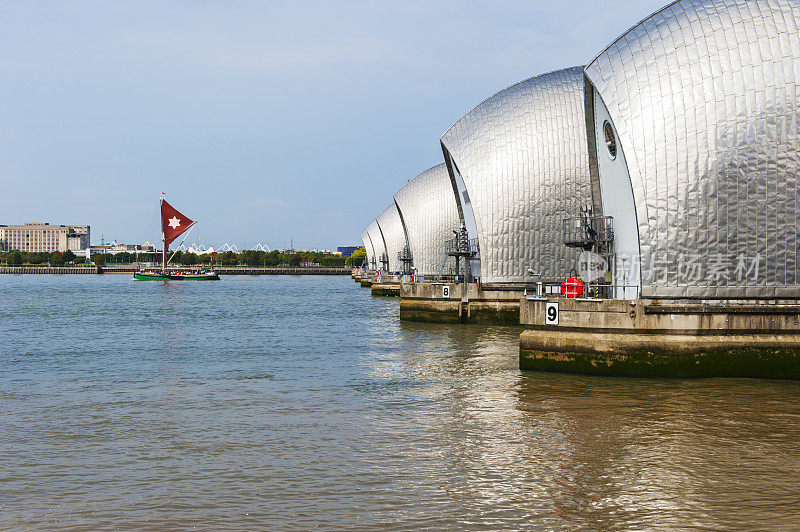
(399, 282, 523, 325)
(402, 282, 524, 302)
(519, 297, 800, 378)
(521, 297, 800, 334)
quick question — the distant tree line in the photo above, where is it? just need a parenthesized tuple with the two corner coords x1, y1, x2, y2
(0, 250, 79, 266)
(0, 248, 366, 268)
(202, 249, 350, 268)
(350, 247, 366, 265)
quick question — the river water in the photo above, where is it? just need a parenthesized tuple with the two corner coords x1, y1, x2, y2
(1, 275, 799, 530)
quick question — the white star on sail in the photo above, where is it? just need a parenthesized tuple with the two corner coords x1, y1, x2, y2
(168, 217, 181, 229)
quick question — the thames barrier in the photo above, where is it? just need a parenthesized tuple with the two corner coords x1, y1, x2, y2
(354, 0, 800, 379)
(6, 0, 800, 528)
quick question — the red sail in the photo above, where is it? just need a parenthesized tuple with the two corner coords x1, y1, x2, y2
(161, 199, 195, 247)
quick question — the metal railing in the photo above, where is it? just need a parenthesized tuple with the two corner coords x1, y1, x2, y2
(525, 282, 641, 299)
(408, 273, 458, 284)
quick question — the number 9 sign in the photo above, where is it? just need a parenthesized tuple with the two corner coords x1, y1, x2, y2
(545, 302, 559, 325)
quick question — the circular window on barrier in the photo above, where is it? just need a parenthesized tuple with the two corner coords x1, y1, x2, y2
(603, 120, 617, 159)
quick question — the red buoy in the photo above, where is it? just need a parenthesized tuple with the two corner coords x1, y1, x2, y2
(561, 277, 584, 298)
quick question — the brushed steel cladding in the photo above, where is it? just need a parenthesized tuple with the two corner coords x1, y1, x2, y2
(366, 221, 386, 270)
(360, 231, 373, 269)
(441, 67, 594, 284)
(376, 203, 406, 274)
(393, 164, 461, 276)
(363, 229, 378, 270)
(585, 0, 800, 299)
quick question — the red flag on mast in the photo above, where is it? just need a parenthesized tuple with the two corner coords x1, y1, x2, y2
(161, 199, 195, 247)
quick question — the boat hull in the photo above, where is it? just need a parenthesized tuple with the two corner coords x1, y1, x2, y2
(134, 271, 220, 281)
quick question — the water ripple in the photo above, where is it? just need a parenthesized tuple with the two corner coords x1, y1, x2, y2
(1, 275, 799, 530)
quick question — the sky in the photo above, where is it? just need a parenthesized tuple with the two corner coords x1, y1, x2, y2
(0, 0, 667, 250)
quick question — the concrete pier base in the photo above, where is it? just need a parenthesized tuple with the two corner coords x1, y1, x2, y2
(357, 273, 402, 290)
(519, 298, 800, 379)
(400, 282, 522, 325)
(371, 283, 400, 297)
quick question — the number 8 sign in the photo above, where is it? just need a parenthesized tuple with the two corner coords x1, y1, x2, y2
(545, 302, 559, 325)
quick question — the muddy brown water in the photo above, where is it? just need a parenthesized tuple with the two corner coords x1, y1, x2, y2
(2, 275, 798, 529)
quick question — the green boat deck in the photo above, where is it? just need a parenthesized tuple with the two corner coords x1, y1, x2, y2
(134, 271, 220, 281)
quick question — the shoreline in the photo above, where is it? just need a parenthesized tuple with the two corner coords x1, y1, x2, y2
(0, 266, 351, 275)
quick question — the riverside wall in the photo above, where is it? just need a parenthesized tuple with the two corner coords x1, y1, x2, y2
(0, 266, 100, 274)
(0, 266, 351, 275)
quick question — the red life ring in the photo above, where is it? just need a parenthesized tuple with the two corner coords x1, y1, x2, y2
(561, 277, 584, 298)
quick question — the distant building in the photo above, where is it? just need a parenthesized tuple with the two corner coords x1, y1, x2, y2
(93, 243, 154, 254)
(285, 248, 333, 254)
(0, 223, 90, 253)
(336, 246, 361, 257)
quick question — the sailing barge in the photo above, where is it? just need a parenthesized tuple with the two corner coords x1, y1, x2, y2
(134, 197, 220, 281)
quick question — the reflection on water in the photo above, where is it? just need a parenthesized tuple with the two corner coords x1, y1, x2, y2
(1, 275, 799, 530)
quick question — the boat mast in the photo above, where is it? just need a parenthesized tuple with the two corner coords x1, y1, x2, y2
(161, 197, 167, 272)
